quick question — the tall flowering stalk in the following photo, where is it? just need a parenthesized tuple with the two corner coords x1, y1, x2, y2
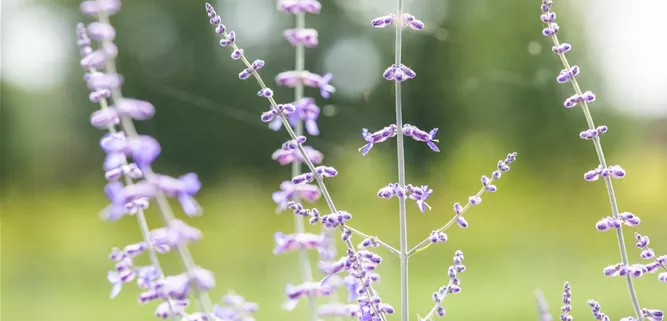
(539, 1, 664, 320)
(273, 1, 328, 320)
(206, 2, 517, 320)
(77, 1, 256, 320)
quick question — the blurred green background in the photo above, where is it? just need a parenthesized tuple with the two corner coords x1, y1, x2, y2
(2, 0, 666, 320)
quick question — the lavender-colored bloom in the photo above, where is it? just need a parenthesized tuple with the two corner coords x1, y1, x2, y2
(155, 299, 189, 319)
(406, 184, 433, 212)
(560, 282, 572, 321)
(269, 97, 321, 135)
(318, 303, 360, 318)
(273, 232, 324, 254)
(150, 219, 202, 250)
(402, 124, 439, 152)
(115, 98, 155, 120)
(320, 211, 352, 228)
(283, 28, 319, 48)
(587, 300, 610, 321)
(80, 0, 121, 17)
(642, 309, 664, 321)
(272, 181, 320, 213)
(371, 14, 395, 28)
(150, 173, 202, 216)
(213, 292, 259, 321)
(275, 71, 335, 99)
(272, 145, 323, 166)
(283, 282, 334, 311)
(90, 108, 120, 128)
(359, 124, 398, 155)
(277, 0, 321, 14)
(401, 13, 425, 30)
(128, 135, 161, 169)
(377, 183, 405, 199)
(383, 64, 416, 82)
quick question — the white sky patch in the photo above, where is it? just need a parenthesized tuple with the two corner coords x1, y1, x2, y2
(582, 0, 667, 117)
(2, 3, 73, 91)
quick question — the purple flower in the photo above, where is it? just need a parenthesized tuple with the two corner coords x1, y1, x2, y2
(277, 0, 321, 14)
(213, 293, 259, 321)
(273, 232, 324, 254)
(318, 304, 360, 318)
(401, 14, 425, 30)
(371, 14, 395, 28)
(402, 124, 439, 152)
(155, 299, 189, 319)
(275, 71, 335, 99)
(283, 282, 334, 311)
(405, 184, 433, 212)
(272, 181, 320, 213)
(150, 219, 202, 251)
(383, 64, 416, 81)
(359, 124, 398, 155)
(283, 28, 319, 48)
(272, 145, 323, 166)
(150, 173, 202, 216)
(269, 97, 321, 135)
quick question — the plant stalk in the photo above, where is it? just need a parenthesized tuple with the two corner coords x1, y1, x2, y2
(292, 11, 318, 321)
(547, 27, 642, 319)
(393, 1, 409, 321)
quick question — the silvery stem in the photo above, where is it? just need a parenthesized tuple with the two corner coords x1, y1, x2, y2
(393, 1, 409, 321)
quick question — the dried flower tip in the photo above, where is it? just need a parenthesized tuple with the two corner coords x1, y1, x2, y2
(371, 14, 395, 28)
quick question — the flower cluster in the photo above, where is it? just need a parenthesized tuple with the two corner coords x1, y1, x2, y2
(418, 251, 466, 320)
(79, 1, 255, 319)
(377, 183, 433, 213)
(540, 1, 664, 320)
(359, 124, 439, 156)
(560, 282, 572, 321)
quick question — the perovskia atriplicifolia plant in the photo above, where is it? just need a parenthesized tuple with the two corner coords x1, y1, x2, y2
(75, 0, 257, 320)
(536, 1, 665, 320)
(204, 1, 518, 320)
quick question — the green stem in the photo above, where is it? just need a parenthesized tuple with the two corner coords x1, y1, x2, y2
(221, 33, 387, 321)
(292, 11, 318, 321)
(98, 13, 214, 316)
(393, 1, 409, 321)
(545, 22, 642, 319)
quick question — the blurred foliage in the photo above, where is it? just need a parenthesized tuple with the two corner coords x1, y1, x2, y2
(1, 0, 666, 321)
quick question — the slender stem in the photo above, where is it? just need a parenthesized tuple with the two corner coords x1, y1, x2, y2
(222, 34, 387, 321)
(545, 23, 642, 319)
(393, 1, 409, 320)
(84, 48, 180, 320)
(345, 225, 400, 256)
(291, 11, 318, 321)
(408, 177, 496, 256)
(98, 13, 214, 316)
